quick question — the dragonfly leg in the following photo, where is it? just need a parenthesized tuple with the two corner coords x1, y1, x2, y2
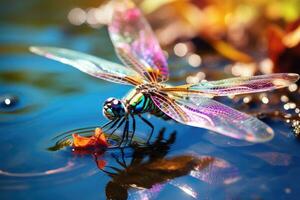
(109, 118, 125, 138)
(166, 131, 176, 145)
(101, 119, 116, 130)
(118, 118, 129, 147)
(92, 154, 116, 176)
(124, 118, 130, 146)
(129, 114, 136, 145)
(120, 147, 127, 167)
(104, 119, 120, 135)
(138, 114, 154, 144)
(112, 148, 127, 168)
(125, 120, 129, 144)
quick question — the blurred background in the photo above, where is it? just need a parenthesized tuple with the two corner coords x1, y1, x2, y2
(1, 0, 300, 199)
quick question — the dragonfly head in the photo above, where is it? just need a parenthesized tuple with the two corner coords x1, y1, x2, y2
(103, 97, 127, 120)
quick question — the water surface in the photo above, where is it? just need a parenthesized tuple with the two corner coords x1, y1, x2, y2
(1, 1, 300, 200)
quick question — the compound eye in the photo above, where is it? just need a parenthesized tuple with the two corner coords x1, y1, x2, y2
(112, 99, 119, 105)
(103, 98, 126, 120)
(103, 106, 115, 120)
(105, 98, 116, 105)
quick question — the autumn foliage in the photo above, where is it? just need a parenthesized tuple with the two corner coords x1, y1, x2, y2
(72, 128, 108, 148)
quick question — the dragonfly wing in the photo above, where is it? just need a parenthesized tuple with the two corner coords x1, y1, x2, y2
(30, 46, 144, 85)
(109, 0, 169, 82)
(150, 92, 274, 142)
(162, 73, 299, 96)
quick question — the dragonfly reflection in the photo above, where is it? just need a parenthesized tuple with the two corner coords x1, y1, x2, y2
(91, 128, 238, 200)
(93, 128, 208, 199)
(30, 0, 299, 145)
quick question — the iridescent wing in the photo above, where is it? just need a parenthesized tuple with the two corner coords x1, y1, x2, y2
(108, 0, 169, 83)
(128, 156, 238, 199)
(29, 46, 144, 86)
(162, 73, 299, 96)
(150, 92, 274, 142)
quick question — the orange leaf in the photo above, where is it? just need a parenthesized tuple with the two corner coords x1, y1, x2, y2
(72, 128, 108, 148)
(95, 128, 108, 147)
(72, 133, 96, 148)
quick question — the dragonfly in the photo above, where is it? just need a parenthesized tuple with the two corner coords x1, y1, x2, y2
(30, 0, 299, 145)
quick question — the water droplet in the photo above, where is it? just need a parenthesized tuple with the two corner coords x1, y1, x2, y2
(0, 94, 18, 109)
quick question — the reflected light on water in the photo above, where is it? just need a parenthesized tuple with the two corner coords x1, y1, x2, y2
(174, 43, 188, 57)
(186, 72, 206, 84)
(280, 95, 289, 102)
(243, 96, 252, 104)
(170, 182, 198, 199)
(285, 188, 292, 194)
(93, 3, 114, 25)
(86, 8, 99, 27)
(261, 96, 269, 104)
(186, 75, 200, 84)
(292, 120, 300, 136)
(4, 98, 11, 105)
(190, 158, 240, 185)
(252, 152, 291, 166)
(259, 58, 274, 74)
(68, 8, 86, 26)
(231, 62, 256, 76)
(187, 54, 202, 67)
(284, 102, 297, 110)
(283, 26, 300, 48)
(67, 3, 113, 28)
(4, 98, 11, 106)
(0, 161, 76, 177)
(162, 50, 169, 59)
(223, 177, 241, 185)
(288, 83, 298, 92)
(0, 95, 18, 108)
(130, 184, 163, 200)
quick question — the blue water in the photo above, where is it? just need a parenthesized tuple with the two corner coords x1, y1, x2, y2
(1, 1, 300, 200)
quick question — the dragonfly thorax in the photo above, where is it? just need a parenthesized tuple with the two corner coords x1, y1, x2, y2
(103, 97, 127, 120)
(124, 86, 161, 115)
(136, 83, 163, 93)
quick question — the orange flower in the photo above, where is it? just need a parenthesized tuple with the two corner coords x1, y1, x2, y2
(72, 128, 108, 148)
